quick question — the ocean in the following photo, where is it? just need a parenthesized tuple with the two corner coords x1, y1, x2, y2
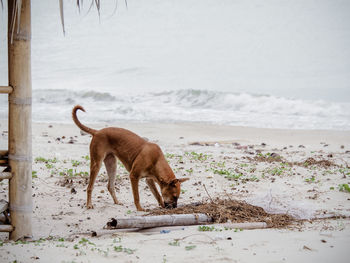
(1, 0, 349, 130)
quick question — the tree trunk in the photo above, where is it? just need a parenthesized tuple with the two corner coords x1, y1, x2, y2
(8, 0, 33, 240)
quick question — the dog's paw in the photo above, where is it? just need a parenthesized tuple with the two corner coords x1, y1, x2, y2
(86, 204, 94, 209)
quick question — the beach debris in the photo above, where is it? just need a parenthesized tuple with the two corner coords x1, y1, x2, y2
(68, 137, 77, 144)
(147, 199, 293, 228)
(246, 154, 337, 168)
(302, 245, 312, 251)
(80, 130, 88, 136)
(58, 178, 74, 187)
(270, 153, 282, 160)
(246, 152, 283, 163)
(298, 157, 335, 168)
(235, 145, 248, 150)
(189, 141, 235, 146)
(189, 142, 207, 146)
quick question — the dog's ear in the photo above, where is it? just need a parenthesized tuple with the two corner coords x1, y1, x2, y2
(169, 179, 179, 186)
(178, 178, 189, 184)
(170, 178, 189, 186)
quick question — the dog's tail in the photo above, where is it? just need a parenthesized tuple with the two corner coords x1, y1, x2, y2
(72, 105, 97, 135)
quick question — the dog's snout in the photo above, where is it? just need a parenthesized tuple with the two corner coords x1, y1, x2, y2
(164, 202, 177, 209)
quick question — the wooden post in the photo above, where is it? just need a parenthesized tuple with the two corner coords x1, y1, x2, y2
(7, 0, 33, 240)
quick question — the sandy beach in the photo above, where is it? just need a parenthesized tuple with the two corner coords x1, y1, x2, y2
(1, 121, 350, 263)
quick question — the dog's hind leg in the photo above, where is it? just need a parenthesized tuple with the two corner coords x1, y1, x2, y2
(87, 157, 103, 209)
(104, 154, 120, 205)
(146, 178, 165, 208)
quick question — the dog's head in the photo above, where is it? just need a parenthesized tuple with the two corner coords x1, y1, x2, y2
(161, 178, 189, 209)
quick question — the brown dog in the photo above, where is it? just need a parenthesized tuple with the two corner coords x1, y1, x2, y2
(72, 105, 189, 211)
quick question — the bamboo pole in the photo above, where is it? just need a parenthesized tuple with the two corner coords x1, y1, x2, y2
(0, 225, 14, 232)
(0, 150, 8, 167)
(0, 172, 12, 180)
(0, 199, 9, 213)
(8, 0, 33, 240)
(0, 150, 9, 156)
(0, 86, 13, 94)
(106, 214, 213, 229)
(0, 160, 8, 167)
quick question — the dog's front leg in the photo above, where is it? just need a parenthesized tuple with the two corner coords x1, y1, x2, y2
(146, 178, 165, 208)
(130, 173, 144, 211)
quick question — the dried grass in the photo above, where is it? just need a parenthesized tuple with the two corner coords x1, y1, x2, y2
(147, 199, 294, 228)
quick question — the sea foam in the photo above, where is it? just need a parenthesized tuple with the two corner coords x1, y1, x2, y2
(0, 89, 342, 130)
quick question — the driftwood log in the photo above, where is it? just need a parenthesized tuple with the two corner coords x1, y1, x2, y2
(106, 214, 213, 229)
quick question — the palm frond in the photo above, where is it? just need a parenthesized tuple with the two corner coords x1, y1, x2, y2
(59, 0, 65, 35)
(15, 0, 22, 33)
(110, 0, 118, 17)
(8, 0, 23, 44)
(94, 0, 100, 18)
(58, 0, 125, 35)
(77, 0, 81, 13)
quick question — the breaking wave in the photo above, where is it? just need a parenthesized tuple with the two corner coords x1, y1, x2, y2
(1, 89, 349, 130)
